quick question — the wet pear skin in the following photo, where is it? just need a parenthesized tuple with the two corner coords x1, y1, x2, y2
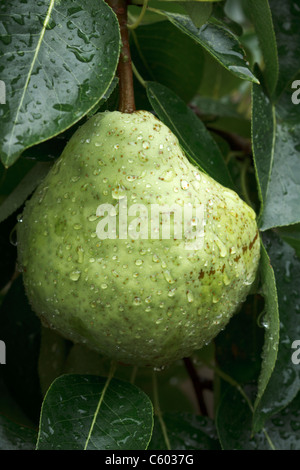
(17, 111, 260, 367)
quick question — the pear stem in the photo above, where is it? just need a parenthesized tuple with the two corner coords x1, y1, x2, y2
(107, 0, 136, 113)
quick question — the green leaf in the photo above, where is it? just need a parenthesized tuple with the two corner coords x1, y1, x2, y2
(244, 0, 279, 97)
(211, 2, 243, 37)
(183, 2, 212, 28)
(215, 294, 265, 385)
(36, 374, 153, 450)
(148, 412, 221, 450)
(192, 96, 241, 119)
(252, 73, 300, 230)
(130, 21, 204, 103)
(253, 239, 279, 431)
(216, 385, 272, 450)
(148, 9, 259, 83)
(251, 78, 275, 222)
(146, 81, 234, 190)
(269, 0, 300, 98)
(276, 223, 300, 258)
(0, 0, 120, 167)
(148, 0, 222, 3)
(0, 415, 37, 450)
(253, 232, 300, 433)
(0, 162, 51, 223)
(217, 385, 300, 450)
(196, 48, 244, 99)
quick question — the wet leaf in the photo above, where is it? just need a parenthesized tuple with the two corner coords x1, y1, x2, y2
(130, 21, 204, 103)
(36, 374, 153, 450)
(217, 385, 300, 450)
(149, 9, 258, 83)
(183, 2, 212, 28)
(253, 232, 300, 433)
(215, 294, 265, 386)
(216, 385, 271, 450)
(244, 0, 278, 97)
(276, 224, 300, 258)
(0, 0, 120, 167)
(0, 162, 51, 223)
(253, 239, 279, 430)
(148, 412, 221, 450)
(269, 0, 300, 98)
(252, 71, 300, 230)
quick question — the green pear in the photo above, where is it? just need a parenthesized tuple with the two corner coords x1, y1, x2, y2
(17, 111, 260, 367)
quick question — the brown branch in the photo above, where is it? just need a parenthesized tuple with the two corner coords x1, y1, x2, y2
(107, 0, 136, 113)
(183, 357, 210, 416)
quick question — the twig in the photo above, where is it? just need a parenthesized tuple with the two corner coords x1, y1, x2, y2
(107, 0, 136, 113)
(183, 357, 209, 416)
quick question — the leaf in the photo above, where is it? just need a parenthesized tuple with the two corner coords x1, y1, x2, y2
(211, 2, 243, 37)
(216, 385, 272, 450)
(244, 0, 279, 97)
(252, 71, 300, 230)
(130, 20, 204, 103)
(214, 294, 265, 385)
(148, 9, 259, 83)
(253, 239, 279, 431)
(0, 277, 42, 423)
(217, 385, 300, 450)
(0, 415, 37, 450)
(183, 2, 212, 28)
(251, 78, 275, 221)
(146, 81, 234, 190)
(148, 412, 221, 450)
(148, 0, 223, 3)
(276, 223, 300, 258)
(196, 48, 244, 99)
(0, 0, 120, 167)
(0, 162, 51, 223)
(36, 374, 153, 450)
(253, 232, 300, 433)
(269, 0, 300, 98)
(192, 96, 241, 120)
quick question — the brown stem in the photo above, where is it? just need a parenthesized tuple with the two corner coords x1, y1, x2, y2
(107, 0, 136, 113)
(183, 357, 210, 416)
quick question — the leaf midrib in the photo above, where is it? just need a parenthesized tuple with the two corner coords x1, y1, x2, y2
(7, 0, 56, 158)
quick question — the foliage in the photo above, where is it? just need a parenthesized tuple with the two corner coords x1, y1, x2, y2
(0, 0, 299, 451)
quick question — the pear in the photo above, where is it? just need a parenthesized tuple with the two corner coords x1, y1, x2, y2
(17, 111, 260, 367)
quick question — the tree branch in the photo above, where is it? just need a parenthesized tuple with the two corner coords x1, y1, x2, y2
(107, 0, 136, 113)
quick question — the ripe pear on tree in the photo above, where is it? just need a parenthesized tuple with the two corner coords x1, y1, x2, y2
(17, 110, 260, 367)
